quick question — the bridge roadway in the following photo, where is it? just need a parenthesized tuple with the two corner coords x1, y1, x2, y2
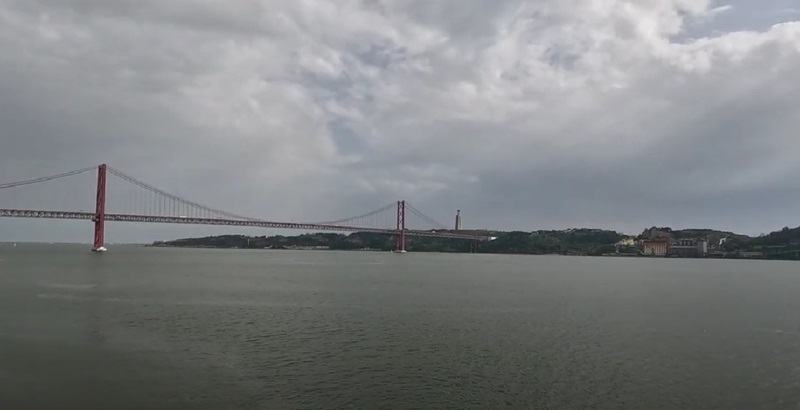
(0, 209, 492, 241)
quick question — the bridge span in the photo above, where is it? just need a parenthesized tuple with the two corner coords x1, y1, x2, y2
(0, 164, 493, 252)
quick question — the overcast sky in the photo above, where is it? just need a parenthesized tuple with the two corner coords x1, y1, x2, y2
(1, 0, 799, 243)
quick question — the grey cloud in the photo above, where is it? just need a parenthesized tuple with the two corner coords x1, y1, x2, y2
(1, 0, 799, 244)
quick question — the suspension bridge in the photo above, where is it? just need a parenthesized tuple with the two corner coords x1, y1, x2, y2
(0, 164, 493, 252)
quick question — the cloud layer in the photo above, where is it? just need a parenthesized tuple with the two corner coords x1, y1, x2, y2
(1, 0, 799, 241)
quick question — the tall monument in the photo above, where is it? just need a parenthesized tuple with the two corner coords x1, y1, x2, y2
(455, 210, 462, 231)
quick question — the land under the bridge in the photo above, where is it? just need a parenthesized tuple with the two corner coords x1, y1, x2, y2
(150, 225, 800, 260)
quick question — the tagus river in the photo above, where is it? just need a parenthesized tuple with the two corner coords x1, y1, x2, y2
(1, 244, 799, 409)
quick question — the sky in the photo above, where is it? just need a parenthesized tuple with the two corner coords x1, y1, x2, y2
(0, 0, 799, 243)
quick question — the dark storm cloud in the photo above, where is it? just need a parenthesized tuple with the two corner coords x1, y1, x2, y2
(0, 0, 799, 243)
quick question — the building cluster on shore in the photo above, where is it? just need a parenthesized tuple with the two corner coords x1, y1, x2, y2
(615, 237, 764, 259)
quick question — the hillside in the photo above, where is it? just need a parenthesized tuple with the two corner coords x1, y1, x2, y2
(151, 228, 626, 255)
(149, 224, 800, 260)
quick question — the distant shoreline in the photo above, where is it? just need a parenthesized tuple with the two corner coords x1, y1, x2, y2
(5, 223, 800, 261)
(145, 227, 800, 261)
(146, 242, 794, 261)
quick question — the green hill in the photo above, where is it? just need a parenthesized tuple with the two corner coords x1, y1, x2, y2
(150, 225, 800, 259)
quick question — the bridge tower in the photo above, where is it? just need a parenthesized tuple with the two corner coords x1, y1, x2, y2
(395, 200, 406, 253)
(92, 164, 107, 252)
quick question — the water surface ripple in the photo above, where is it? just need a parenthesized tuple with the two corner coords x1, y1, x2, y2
(1, 244, 799, 409)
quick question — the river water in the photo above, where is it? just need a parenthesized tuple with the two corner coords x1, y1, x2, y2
(1, 244, 799, 409)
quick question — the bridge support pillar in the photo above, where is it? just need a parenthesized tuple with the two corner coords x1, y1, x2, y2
(92, 164, 107, 252)
(394, 200, 406, 253)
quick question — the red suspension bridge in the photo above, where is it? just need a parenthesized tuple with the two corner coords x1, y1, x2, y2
(0, 164, 493, 252)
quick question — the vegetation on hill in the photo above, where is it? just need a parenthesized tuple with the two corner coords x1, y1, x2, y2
(477, 229, 624, 255)
(147, 226, 800, 259)
(752, 226, 800, 247)
(150, 224, 800, 260)
(638, 226, 744, 243)
(151, 228, 626, 255)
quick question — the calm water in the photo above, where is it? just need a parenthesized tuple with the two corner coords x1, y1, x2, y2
(1, 244, 800, 409)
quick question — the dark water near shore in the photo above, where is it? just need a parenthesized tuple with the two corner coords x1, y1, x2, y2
(1, 244, 800, 409)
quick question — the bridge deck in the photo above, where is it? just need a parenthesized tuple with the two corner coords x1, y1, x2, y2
(0, 209, 492, 241)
